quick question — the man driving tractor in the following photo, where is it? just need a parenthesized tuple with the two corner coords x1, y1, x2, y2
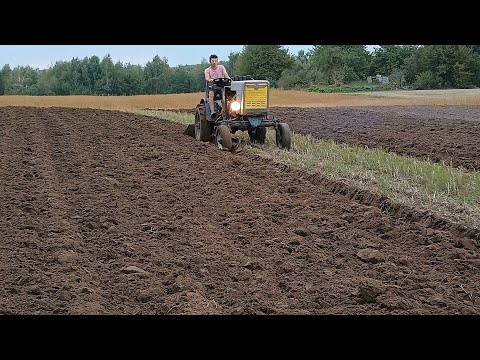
(204, 54, 231, 119)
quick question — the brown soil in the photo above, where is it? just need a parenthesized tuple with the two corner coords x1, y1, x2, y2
(1, 106, 479, 315)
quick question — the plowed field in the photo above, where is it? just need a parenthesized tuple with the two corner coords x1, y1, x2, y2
(1, 106, 478, 315)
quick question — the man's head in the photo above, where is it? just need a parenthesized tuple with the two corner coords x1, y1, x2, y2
(209, 54, 218, 66)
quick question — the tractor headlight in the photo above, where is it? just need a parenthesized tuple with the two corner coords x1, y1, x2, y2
(230, 101, 241, 112)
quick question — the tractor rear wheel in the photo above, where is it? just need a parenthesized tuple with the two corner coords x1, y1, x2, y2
(195, 104, 212, 142)
(275, 123, 292, 150)
(215, 125, 233, 151)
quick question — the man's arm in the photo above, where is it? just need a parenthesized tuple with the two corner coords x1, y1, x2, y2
(204, 68, 211, 82)
(222, 65, 231, 79)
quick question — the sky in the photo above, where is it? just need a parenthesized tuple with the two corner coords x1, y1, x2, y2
(0, 45, 318, 70)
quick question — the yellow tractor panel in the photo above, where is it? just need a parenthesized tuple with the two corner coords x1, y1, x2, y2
(244, 85, 268, 110)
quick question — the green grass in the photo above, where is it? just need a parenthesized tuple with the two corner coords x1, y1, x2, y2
(133, 109, 480, 230)
(134, 109, 194, 125)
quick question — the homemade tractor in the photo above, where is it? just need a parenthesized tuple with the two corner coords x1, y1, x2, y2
(185, 76, 292, 152)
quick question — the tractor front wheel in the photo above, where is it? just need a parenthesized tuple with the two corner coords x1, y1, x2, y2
(275, 123, 292, 150)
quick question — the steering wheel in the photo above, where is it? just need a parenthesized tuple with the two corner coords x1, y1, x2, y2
(212, 77, 231, 87)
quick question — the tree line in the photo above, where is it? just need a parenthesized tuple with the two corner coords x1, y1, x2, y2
(1, 45, 479, 96)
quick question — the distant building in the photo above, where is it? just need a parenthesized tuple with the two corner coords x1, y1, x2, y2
(367, 74, 389, 85)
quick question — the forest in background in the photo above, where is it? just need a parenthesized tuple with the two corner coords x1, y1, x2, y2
(1, 45, 480, 96)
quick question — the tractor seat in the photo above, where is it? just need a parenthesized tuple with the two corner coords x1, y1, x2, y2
(206, 81, 224, 101)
